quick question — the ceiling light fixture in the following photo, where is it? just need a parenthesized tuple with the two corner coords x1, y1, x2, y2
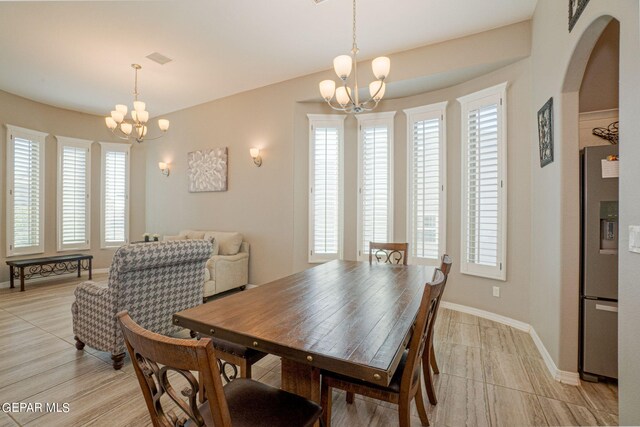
(105, 64, 170, 143)
(318, 0, 390, 114)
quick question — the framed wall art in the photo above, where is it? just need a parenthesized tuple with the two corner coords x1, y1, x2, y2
(187, 147, 228, 192)
(538, 97, 554, 168)
(569, 0, 590, 32)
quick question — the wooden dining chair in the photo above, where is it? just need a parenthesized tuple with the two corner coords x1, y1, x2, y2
(321, 269, 447, 427)
(423, 254, 453, 405)
(191, 330, 267, 380)
(117, 311, 322, 427)
(193, 333, 268, 404)
(369, 242, 409, 265)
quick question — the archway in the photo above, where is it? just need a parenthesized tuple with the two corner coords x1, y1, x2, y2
(559, 15, 619, 380)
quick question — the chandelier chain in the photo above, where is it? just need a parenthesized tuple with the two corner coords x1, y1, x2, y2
(133, 66, 139, 100)
(351, 0, 358, 53)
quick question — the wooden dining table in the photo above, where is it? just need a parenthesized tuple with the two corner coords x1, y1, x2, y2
(173, 260, 435, 404)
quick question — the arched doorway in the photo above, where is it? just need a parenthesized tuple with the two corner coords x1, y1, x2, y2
(560, 15, 620, 382)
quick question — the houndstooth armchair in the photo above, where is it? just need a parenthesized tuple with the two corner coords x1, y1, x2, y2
(72, 240, 212, 369)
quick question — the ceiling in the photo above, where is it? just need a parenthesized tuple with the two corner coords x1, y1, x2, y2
(0, 0, 537, 117)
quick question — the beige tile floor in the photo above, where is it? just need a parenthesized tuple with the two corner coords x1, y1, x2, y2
(0, 275, 619, 426)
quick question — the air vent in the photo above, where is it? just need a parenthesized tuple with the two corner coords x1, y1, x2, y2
(313, 0, 328, 4)
(146, 52, 173, 65)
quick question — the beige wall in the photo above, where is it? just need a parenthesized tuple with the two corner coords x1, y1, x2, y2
(579, 20, 619, 113)
(145, 22, 532, 291)
(529, 0, 640, 423)
(0, 89, 146, 282)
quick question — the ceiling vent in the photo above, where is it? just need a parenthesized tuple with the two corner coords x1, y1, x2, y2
(313, 0, 328, 4)
(146, 52, 173, 65)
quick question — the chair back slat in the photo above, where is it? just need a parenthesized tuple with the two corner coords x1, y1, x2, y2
(117, 311, 232, 427)
(400, 269, 446, 395)
(369, 242, 409, 265)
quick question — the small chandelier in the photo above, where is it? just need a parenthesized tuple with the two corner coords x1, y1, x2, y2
(105, 64, 170, 143)
(318, 0, 390, 114)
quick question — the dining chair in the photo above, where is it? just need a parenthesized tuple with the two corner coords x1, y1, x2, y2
(321, 269, 447, 427)
(193, 332, 268, 404)
(423, 254, 453, 405)
(190, 329, 266, 381)
(369, 242, 409, 265)
(117, 311, 322, 427)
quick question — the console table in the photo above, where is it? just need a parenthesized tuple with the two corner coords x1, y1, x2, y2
(6, 254, 93, 292)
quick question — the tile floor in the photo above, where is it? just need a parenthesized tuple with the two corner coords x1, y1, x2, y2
(0, 275, 618, 426)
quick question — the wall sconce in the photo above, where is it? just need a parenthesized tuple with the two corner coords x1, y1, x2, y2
(250, 148, 262, 167)
(158, 162, 170, 177)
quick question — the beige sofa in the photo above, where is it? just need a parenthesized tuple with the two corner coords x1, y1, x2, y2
(164, 230, 249, 299)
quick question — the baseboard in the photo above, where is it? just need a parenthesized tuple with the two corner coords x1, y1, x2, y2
(528, 327, 581, 386)
(0, 268, 109, 289)
(440, 301, 531, 332)
(440, 300, 581, 386)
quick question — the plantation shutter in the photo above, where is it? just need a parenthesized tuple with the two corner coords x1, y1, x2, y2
(459, 83, 507, 280)
(408, 109, 445, 262)
(357, 112, 395, 259)
(11, 137, 43, 251)
(58, 138, 91, 250)
(102, 144, 129, 247)
(311, 127, 340, 258)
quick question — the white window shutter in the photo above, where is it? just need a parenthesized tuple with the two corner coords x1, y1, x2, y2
(405, 102, 448, 265)
(308, 114, 345, 263)
(100, 143, 130, 248)
(57, 137, 92, 251)
(458, 83, 508, 280)
(6, 125, 47, 256)
(357, 111, 395, 260)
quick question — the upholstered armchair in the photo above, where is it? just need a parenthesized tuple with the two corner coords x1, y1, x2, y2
(72, 240, 212, 369)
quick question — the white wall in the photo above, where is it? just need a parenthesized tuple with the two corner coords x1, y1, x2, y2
(529, 0, 640, 423)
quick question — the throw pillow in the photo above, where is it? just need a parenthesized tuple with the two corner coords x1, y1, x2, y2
(208, 232, 243, 255)
(163, 235, 187, 242)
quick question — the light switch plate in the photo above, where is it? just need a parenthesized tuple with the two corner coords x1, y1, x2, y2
(629, 226, 640, 254)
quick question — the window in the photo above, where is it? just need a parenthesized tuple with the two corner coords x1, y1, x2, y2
(458, 83, 508, 280)
(356, 111, 395, 260)
(405, 102, 448, 265)
(6, 125, 47, 256)
(100, 142, 130, 248)
(57, 137, 92, 251)
(308, 114, 345, 263)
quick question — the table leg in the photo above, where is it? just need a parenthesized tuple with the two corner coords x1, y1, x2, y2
(89, 258, 92, 280)
(281, 359, 321, 427)
(20, 268, 25, 292)
(281, 358, 321, 406)
(77, 260, 81, 278)
(9, 266, 14, 289)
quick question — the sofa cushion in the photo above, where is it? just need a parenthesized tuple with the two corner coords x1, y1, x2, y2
(205, 232, 243, 255)
(181, 230, 206, 240)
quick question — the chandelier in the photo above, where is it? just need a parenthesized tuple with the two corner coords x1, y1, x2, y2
(318, 0, 390, 114)
(104, 64, 170, 143)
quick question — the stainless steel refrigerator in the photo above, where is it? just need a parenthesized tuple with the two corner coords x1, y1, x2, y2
(580, 145, 618, 382)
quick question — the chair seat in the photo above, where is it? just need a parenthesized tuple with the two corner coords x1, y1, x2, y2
(210, 337, 266, 362)
(188, 378, 322, 427)
(324, 350, 408, 394)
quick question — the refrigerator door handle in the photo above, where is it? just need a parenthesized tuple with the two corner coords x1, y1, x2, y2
(595, 304, 618, 313)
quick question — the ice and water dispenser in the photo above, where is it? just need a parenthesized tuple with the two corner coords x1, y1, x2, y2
(599, 201, 618, 253)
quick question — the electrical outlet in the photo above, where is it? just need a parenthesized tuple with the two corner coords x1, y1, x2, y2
(492, 286, 500, 298)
